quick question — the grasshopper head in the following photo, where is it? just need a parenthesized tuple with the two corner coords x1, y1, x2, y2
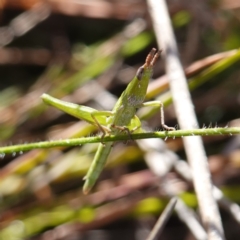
(136, 48, 161, 80)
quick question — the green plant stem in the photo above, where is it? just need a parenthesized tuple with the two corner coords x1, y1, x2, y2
(0, 127, 239, 154)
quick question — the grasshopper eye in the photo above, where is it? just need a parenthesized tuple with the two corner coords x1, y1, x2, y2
(136, 66, 144, 80)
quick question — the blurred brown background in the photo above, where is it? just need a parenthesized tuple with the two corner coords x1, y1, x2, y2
(0, 1, 240, 240)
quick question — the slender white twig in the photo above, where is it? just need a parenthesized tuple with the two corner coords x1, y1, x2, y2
(147, 0, 225, 239)
(146, 197, 177, 240)
(175, 199, 207, 240)
(141, 138, 207, 239)
(213, 187, 240, 223)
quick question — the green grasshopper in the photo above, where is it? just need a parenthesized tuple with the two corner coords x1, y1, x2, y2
(41, 48, 174, 194)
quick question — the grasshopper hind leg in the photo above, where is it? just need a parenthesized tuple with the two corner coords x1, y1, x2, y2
(91, 112, 112, 144)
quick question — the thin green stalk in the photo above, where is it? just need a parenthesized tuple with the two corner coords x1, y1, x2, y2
(0, 127, 239, 155)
